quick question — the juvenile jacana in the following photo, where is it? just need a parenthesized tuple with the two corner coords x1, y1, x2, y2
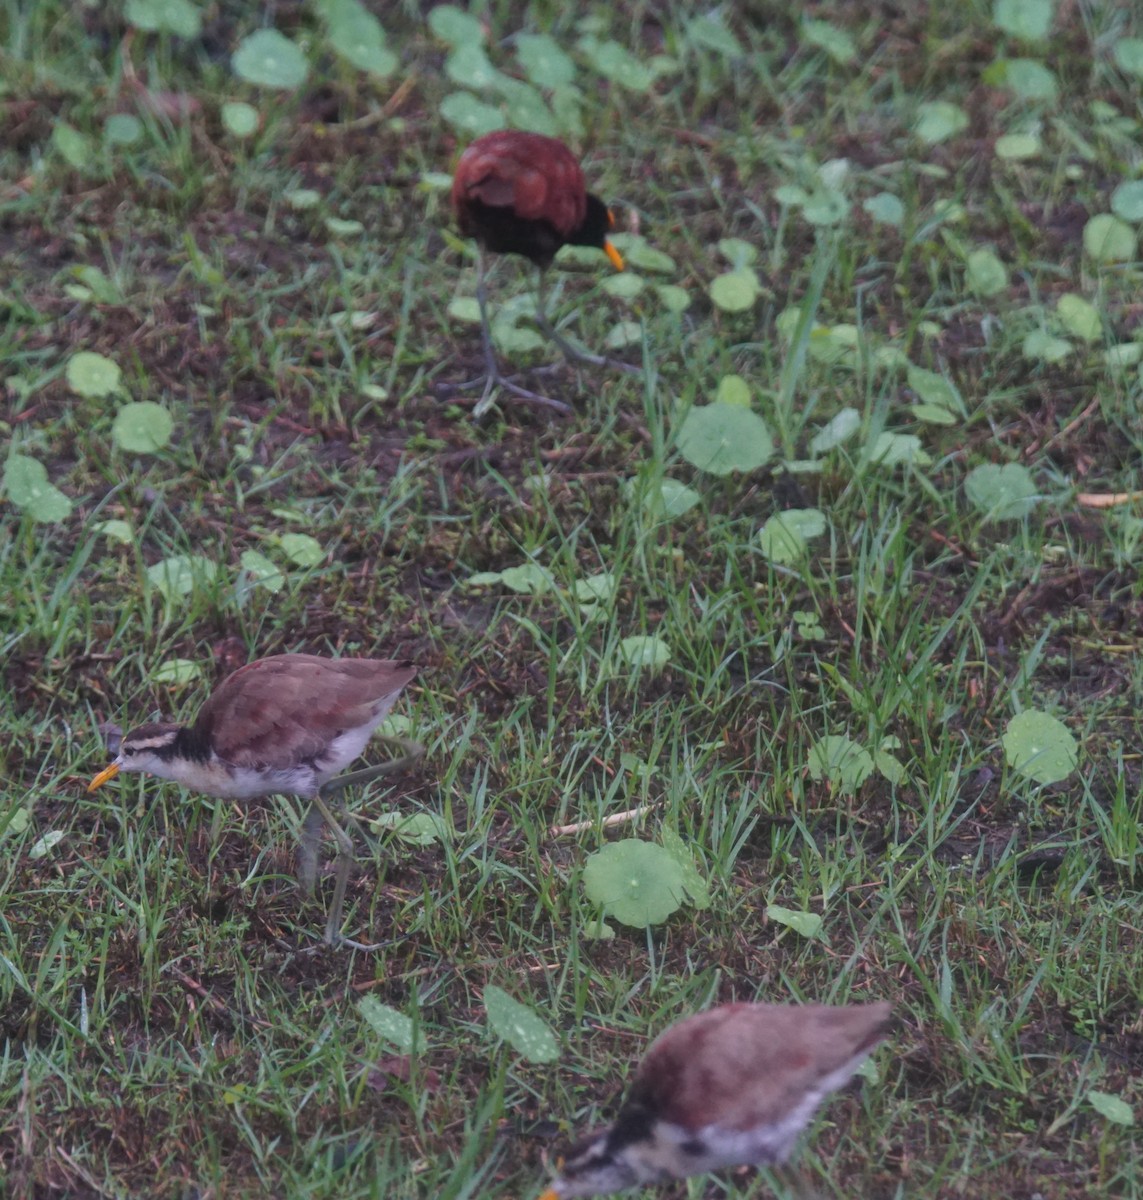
(539, 1000, 892, 1198)
(451, 129, 629, 413)
(87, 653, 421, 949)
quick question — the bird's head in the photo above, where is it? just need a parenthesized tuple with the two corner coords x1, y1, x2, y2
(539, 1126, 643, 1199)
(87, 723, 184, 790)
(580, 195, 625, 272)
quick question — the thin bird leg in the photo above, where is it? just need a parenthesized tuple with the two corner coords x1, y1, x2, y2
(533, 270, 642, 376)
(300, 735, 426, 950)
(305, 791, 386, 950)
(462, 249, 574, 416)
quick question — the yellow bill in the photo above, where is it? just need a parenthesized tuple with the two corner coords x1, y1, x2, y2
(88, 761, 121, 791)
(603, 238, 624, 272)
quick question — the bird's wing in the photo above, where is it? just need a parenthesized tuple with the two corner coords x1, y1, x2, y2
(195, 655, 415, 771)
(634, 1003, 891, 1133)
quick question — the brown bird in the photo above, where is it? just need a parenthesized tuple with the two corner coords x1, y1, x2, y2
(451, 129, 630, 414)
(87, 653, 421, 949)
(540, 1001, 891, 1198)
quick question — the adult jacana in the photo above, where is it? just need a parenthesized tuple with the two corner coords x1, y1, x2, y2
(87, 653, 422, 950)
(451, 129, 629, 413)
(539, 1000, 892, 1198)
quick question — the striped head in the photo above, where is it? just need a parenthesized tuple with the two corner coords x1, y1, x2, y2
(87, 723, 193, 791)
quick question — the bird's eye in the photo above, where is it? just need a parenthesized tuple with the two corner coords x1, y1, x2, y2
(124, 746, 135, 757)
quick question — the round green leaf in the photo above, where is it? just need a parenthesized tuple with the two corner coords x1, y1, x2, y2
(758, 508, 827, 564)
(4, 454, 72, 523)
(146, 554, 218, 602)
(112, 401, 173, 453)
(515, 33, 575, 87)
(428, 5, 484, 48)
(221, 101, 260, 138)
(1113, 37, 1143, 78)
(125, 0, 202, 37)
(581, 38, 653, 92)
(868, 432, 930, 467)
(1056, 294, 1101, 342)
(152, 658, 203, 684)
(659, 825, 711, 909)
(966, 248, 1009, 297)
(104, 113, 143, 146)
(995, 132, 1041, 160)
(676, 402, 774, 475)
(808, 735, 874, 793)
(232, 30, 309, 89)
(863, 192, 904, 226)
(715, 374, 751, 407)
(709, 268, 761, 312)
(620, 240, 676, 274)
(447, 296, 481, 325)
(600, 272, 645, 300)
(372, 811, 450, 847)
(717, 237, 758, 267)
(993, 0, 1053, 41)
(276, 533, 323, 567)
(325, 0, 396, 77)
(965, 462, 1039, 521)
(440, 92, 504, 136)
(483, 986, 559, 1063)
(767, 905, 825, 940)
(497, 563, 554, 594)
(446, 43, 499, 89)
(1000, 58, 1058, 101)
(67, 351, 122, 398)
(1022, 330, 1071, 363)
(1110, 180, 1143, 223)
(655, 284, 691, 312)
(914, 102, 969, 144)
(618, 635, 671, 671)
(1083, 214, 1137, 263)
(1003, 710, 1078, 785)
(239, 549, 285, 592)
(582, 839, 686, 927)
(94, 519, 133, 543)
(645, 478, 701, 519)
(52, 121, 93, 170)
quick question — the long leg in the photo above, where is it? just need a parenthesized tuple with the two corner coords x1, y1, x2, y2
(463, 249, 573, 417)
(534, 270, 642, 376)
(301, 735, 425, 950)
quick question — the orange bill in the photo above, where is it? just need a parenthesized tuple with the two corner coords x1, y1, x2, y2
(538, 1192, 559, 1200)
(88, 762, 121, 791)
(603, 238, 625, 271)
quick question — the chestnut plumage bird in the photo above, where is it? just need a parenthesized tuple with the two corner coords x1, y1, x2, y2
(88, 653, 421, 949)
(451, 130, 629, 413)
(540, 1001, 891, 1198)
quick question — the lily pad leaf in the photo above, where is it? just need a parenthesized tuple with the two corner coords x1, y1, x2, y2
(112, 402, 173, 453)
(767, 905, 825, 940)
(276, 533, 324, 567)
(676, 402, 774, 475)
(145, 554, 218, 603)
(758, 508, 827, 564)
(807, 735, 874, 793)
(4, 455, 72, 523)
(232, 29, 308, 89)
(483, 986, 559, 1063)
(965, 463, 1039, 521)
(67, 351, 122, 398)
(1003, 710, 1077, 785)
(618, 635, 671, 671)
(583, 839, 686, 927)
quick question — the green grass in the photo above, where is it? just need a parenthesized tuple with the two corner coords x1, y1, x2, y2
(2, 2, 1142, 1198)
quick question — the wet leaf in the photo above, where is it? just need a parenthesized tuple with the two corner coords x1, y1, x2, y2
(483, 986, 559, 1063)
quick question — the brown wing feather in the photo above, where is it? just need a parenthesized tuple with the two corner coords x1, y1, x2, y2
(634, 1002, 891, 1133)
(453, 131, 587, 237)
(194, 654, 416, 770)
